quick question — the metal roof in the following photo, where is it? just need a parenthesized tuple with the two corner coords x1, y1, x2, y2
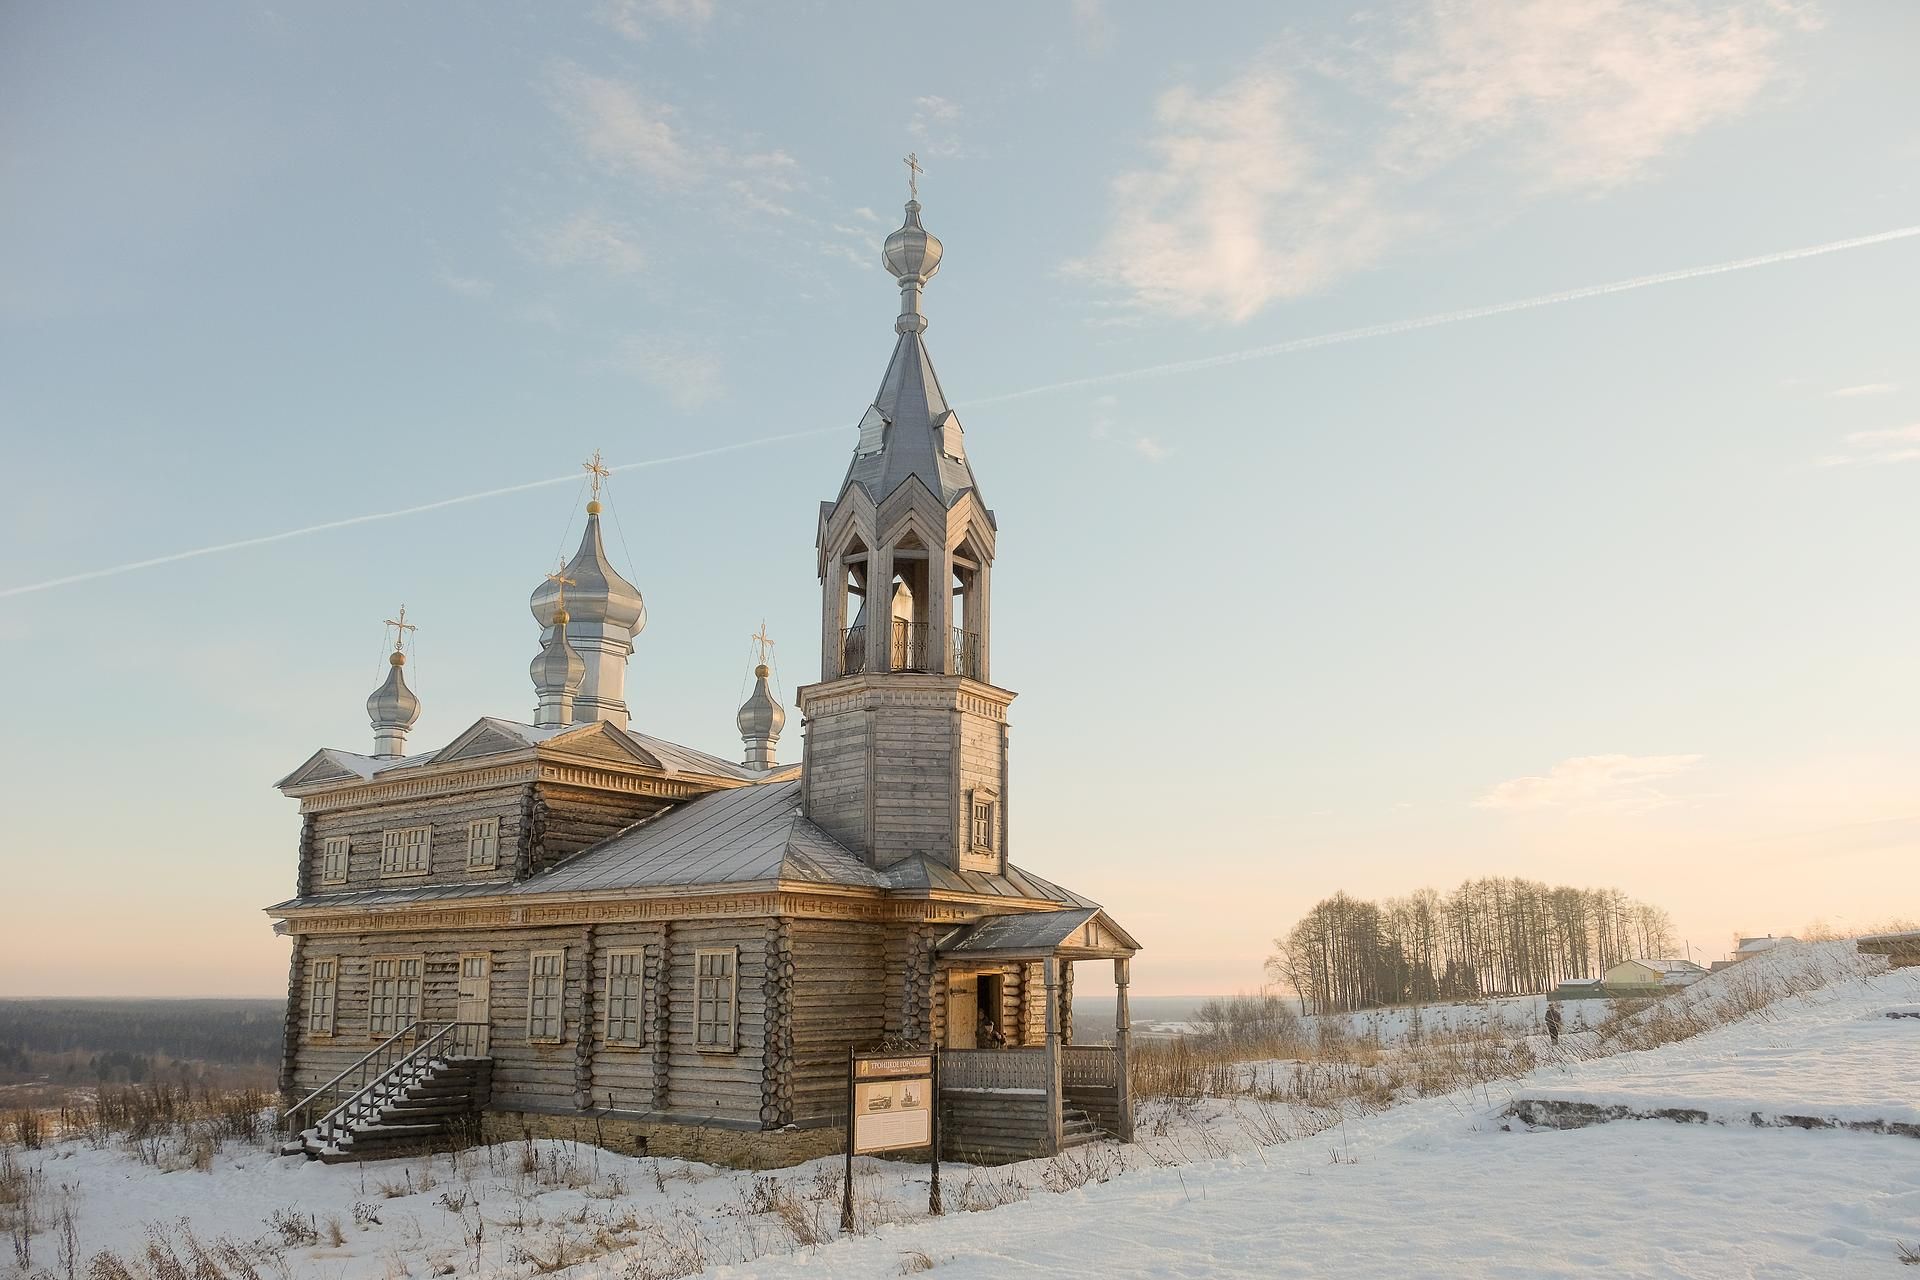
(883, 855, 1098, 908)
(512, 778, 886, 894)
(935, 907, 1140, 957)
(265, 880, 506, 913)
(842, 330, 979, 510)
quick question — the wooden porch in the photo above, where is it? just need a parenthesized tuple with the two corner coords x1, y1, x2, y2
(932, 909, 1140, 1163)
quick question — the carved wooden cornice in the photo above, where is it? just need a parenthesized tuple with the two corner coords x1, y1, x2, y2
(796, 675, 1015, 720)
(295, 761, 707, 815)
(277, 886, 999, 935)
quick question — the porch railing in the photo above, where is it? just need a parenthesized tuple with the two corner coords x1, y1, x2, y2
(838, 623, 984, 678)
(282, 1021, 487, 1140)
(1062, 1045, 1119, 1089)
(939, 1048, 1048, 1093)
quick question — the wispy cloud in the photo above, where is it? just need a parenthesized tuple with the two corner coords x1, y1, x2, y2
(1077, 0, 1811, 321)
(909, 95, 972, 160)
(1475, 753, 1704, 813)
(438, 269, 494, 299)
(608, 335, 724, 408)
(1829, 382, 1898, 398)
(1088, 394, 1172, 461)
(527, 210, 648, 275)
(1816, 422, 1920, 468)
(596, 0, 715, 42)
(551, 66, 698, 186)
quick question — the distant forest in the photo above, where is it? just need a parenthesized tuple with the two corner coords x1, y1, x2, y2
(1271, 880, 1675, 1014)
(0, 999, 283, 1085)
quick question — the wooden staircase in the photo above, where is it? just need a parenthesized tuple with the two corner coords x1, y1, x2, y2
(281, 1022, 490, 1164)
(1061, 1104, 1106, 1148)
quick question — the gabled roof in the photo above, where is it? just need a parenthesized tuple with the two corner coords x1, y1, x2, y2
(842, 331, 980, 509)
(514, 778, 884, 895)
(277, 716, 772, 794)
(883, 855, 1098, 908)
(1624, 958, 1708, 974)
(935, 907, 1140, 958)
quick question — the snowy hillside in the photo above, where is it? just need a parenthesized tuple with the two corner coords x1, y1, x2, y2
(2, 943, 1914, 1279)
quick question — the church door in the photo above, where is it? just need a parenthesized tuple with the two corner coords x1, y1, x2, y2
(456, 953, 491, 1055)
(946, 973, 978, 1050)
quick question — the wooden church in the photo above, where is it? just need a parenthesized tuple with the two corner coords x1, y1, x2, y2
(269, 184, 1142, 1166)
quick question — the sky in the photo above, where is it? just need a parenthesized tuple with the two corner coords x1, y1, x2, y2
(1, 0, 1916, 999)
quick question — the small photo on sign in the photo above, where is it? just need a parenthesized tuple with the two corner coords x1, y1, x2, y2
(853, 1077, 932, 1153)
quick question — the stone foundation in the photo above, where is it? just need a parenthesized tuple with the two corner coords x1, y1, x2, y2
(481, 1108, 845, 1169)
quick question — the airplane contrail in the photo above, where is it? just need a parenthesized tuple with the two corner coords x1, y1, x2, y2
(0, 427, 845, 600)
(3, 223, 1914, 601)
(960, 224, 1920, 406)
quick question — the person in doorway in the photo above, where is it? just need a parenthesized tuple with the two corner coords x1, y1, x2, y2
(1545, 1002, 1564, 1047)
(977, 1014, 1008, 1049)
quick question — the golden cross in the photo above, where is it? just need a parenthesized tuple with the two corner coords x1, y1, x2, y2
(903, 152, 923, 200)
(383, 605, 418, 653)
(545, 564, 577, 611)
(582, 449, 611, 503)
(750, 621, 775, 666)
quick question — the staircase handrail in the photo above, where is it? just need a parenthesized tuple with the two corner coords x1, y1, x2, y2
(301, 1021, 489, 1146)
(283, 1021, 429, 1135)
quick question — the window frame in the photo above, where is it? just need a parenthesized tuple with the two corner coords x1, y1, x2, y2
(319, 836, 350, 886)
(465, 817, 500, 872)
(368, 954, 423, 1039)
(527, 948, 567, 1044)
(969, 788, 999, 853)
(694, 947, 739, 1053)
(306, 957, 338, 1037)
(380, 825, 433, 878)
(603, 948, 646, 1049)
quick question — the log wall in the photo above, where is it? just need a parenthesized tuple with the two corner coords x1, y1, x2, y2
(305, 784, 529, 893)
(788, 918, 888, 1124)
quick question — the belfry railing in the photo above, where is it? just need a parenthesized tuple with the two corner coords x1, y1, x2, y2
(838, 624, 983, 678)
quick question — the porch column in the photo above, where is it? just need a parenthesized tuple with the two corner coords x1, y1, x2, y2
(1113, 957, 1133, 1142)
(1042, 956, 1064, 1153)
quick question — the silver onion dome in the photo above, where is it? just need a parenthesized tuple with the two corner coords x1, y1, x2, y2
(528, 505, 647, 635)
(366, 649, 421, 757)
(530, 608, 586, 696)
(736, 663, 786, 769)
(882, 200, 943, 283)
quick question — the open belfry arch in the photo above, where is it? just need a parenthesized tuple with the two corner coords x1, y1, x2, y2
(266, 169, 1139, 1167)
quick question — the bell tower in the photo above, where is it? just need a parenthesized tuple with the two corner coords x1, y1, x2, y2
(799, 172, 1011, 875)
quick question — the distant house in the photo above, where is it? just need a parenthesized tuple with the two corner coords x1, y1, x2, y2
(1602, 958, 1707, 992)
(1732, 935, 1795, 962)
(1549, 976, 1608, 1001)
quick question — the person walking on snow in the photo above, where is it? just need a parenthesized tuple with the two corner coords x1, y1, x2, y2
(1545, 1002, 1564, 1047)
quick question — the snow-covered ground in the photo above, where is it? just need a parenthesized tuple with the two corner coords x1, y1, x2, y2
(3, 943, 1914, 1279)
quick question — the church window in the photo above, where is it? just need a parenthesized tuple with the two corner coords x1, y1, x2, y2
(604, 949, 645, 1047)
(694, 948, 738, 1052)
(306, 958, 337, 1035)
(380, 825, 432, 877)
(368, 956, 422, 1037)
(969, 790, 998, 852)
(528, 949, 566, 1043)
(466, 818, 499, 871)
(320, 837, 350, 885)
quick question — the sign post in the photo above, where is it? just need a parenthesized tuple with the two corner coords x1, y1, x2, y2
(843, 1046, 941, 1230)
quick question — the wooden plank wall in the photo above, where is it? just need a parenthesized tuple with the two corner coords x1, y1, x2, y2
(531, 783, 671, 875)
(800, 710, 869, 854)
(869, 707, 955, 864)
(305, 784, 529, 893)
(788, 919, 887, 1124)
(580, 923, 667, 1113)
(662, 919, 772, 1123)
(941, 1091, 1052, 1163)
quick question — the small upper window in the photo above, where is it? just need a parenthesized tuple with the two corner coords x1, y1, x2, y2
(970, 792, 997, 852)
(466, 818, 500, 871)
(380, 826, 432, 877)
(320, 837, 350, 885)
